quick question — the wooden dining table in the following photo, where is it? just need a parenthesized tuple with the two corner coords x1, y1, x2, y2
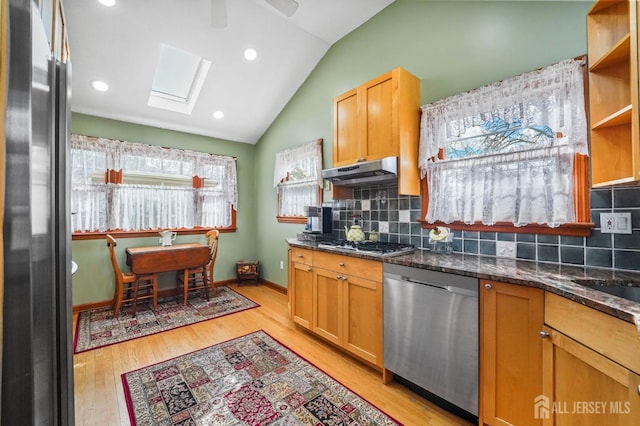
(125, 242, 211, 304)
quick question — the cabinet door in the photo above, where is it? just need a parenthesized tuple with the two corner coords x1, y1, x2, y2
(313, 268, 343, 345)
(361, 72, 398, 162)
(290, 262, 313, 329)
(342, 275, 382, 367)
(333, 88, 360, 166)
(542, 327, 640, 425)
(480, 280, 544, 426)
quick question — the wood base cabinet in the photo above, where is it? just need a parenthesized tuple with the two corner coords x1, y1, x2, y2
(288, 246, 384, 368)
(288, 247, 314, 329)
(480, 280, 544, 426)
(542, 293, 640, 425)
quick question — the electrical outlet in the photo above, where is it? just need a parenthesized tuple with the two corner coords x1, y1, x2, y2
(496, 241, 517, 258)
(279, 260, 284, 269)
(600, 212, 632, 234)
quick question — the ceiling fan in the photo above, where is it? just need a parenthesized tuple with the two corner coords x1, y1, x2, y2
(210, 0, 299, 28)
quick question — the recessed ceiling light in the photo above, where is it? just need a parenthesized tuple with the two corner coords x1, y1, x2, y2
(243, 48, 258, 61)
(91, 80, 109, 92)
(213, 111, 224, 119)
(98, 0, 116, 7)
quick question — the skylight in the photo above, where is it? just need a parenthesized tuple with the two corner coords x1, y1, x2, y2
(147, 44, 211, 115)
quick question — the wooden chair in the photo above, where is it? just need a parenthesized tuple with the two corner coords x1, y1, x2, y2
(177, 230, 219, 304)
(106, 235, 157, 317)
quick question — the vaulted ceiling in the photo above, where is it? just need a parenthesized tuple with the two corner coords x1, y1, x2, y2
(65, 0, 395, 144)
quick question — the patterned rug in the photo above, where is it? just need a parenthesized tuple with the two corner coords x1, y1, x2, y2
(74, 286, 259, 354)
(122, 330, 401, 426)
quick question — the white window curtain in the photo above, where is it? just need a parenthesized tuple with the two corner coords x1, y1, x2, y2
(418, 58, 588, 227)
(273, 138, 323, 217)
(70, 134, 237, 232)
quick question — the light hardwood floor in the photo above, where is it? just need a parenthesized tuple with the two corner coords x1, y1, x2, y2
(73, 283, 472, 426)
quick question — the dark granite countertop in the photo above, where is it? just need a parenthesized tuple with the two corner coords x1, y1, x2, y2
(287, 238, 640, 338)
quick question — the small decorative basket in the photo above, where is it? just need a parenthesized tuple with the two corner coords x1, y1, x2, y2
(236, 260, 260, 285)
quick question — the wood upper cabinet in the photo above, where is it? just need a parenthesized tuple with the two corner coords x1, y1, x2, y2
(480, 280, 544, 426)
(289, 248, 314, 330)
(542, 293, 640, 425)
(587, 0, 640, 186)
(332, 67, 421, 196)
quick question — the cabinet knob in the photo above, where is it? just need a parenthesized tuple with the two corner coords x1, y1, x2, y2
(484, 283, 492, 289)
(297, 254, 303, 258)
(339, 262, 345, 267)
(307, 267, 311, 272)
(540, 331, 550, 338)
(336, 275, 342, 279)
(342, 276, 348, 281)
(357, 157, 366, 162)
(637, 385, 640, 396)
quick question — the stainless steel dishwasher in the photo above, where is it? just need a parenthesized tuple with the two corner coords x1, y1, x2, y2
(383, 263, 478, 418)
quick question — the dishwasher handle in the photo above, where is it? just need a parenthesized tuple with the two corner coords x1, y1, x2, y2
(386, 273, 478, 298)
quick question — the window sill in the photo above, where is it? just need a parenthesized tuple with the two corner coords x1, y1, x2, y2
(72, 227, 236, 241)
(277, 216, 307, 224)
(418, 220, 594, 237)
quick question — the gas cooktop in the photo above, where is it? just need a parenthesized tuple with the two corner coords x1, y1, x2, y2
(317, 240, 417, 257)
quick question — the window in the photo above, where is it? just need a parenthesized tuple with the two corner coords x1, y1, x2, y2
(71, 134, 237, 233)
(419, 58, 591, 235)
(273, 138, 323, 223)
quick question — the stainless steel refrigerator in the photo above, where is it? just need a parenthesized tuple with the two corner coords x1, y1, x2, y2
(2, 0, 74, 424)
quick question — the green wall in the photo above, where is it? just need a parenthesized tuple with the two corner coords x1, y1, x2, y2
(72, 1, 594, 305)
(253, 0, 592, 287)
(70, 113, 257, 305)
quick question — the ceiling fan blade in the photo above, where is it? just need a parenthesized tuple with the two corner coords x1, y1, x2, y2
(211, 0, 227, 28)
(264, 0, 298, 17)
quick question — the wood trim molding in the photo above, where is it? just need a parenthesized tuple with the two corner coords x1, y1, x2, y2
(277, 216, 307, 224)
(72, 279, 286, 312)
(73, 209, 237, 240)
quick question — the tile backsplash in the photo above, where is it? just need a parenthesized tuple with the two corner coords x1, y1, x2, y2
(328, 184, 640, 272)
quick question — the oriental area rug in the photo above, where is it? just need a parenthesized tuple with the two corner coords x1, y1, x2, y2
(74, 286, 259, 354)
(122, 330, 401, 426)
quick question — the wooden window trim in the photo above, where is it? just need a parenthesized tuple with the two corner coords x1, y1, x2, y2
(276, 181, 322, 224)
(419, 154, 593, 237)
(419, 57, 594, 238)
(73, 169, 236, 239)
(72, 210, 237, 240)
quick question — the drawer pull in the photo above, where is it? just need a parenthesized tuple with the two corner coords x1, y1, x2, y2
(339, 262, 345, 267)
(484, 283, 492, 289)
(539, 331, 550, 338)
(307, 267, 312, 272)
(297, 254, 304, 258)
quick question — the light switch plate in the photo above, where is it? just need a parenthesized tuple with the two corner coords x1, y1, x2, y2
(600, 212, 632, 234)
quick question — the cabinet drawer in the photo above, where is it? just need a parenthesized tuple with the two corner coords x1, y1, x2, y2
(291, 247, 313, 265)
(545, 292, 640, 375)
(314, 251, 382, 282)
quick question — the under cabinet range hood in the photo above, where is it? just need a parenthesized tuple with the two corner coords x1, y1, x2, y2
(322, 156, 398, 187)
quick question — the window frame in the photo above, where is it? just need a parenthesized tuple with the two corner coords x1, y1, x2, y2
(274, 138, 323, 223)
(71, 136, 237, 240)
(419, 57, 593, 237)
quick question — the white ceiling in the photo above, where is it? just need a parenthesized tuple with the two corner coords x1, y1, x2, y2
(64, 0, 395, 144)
